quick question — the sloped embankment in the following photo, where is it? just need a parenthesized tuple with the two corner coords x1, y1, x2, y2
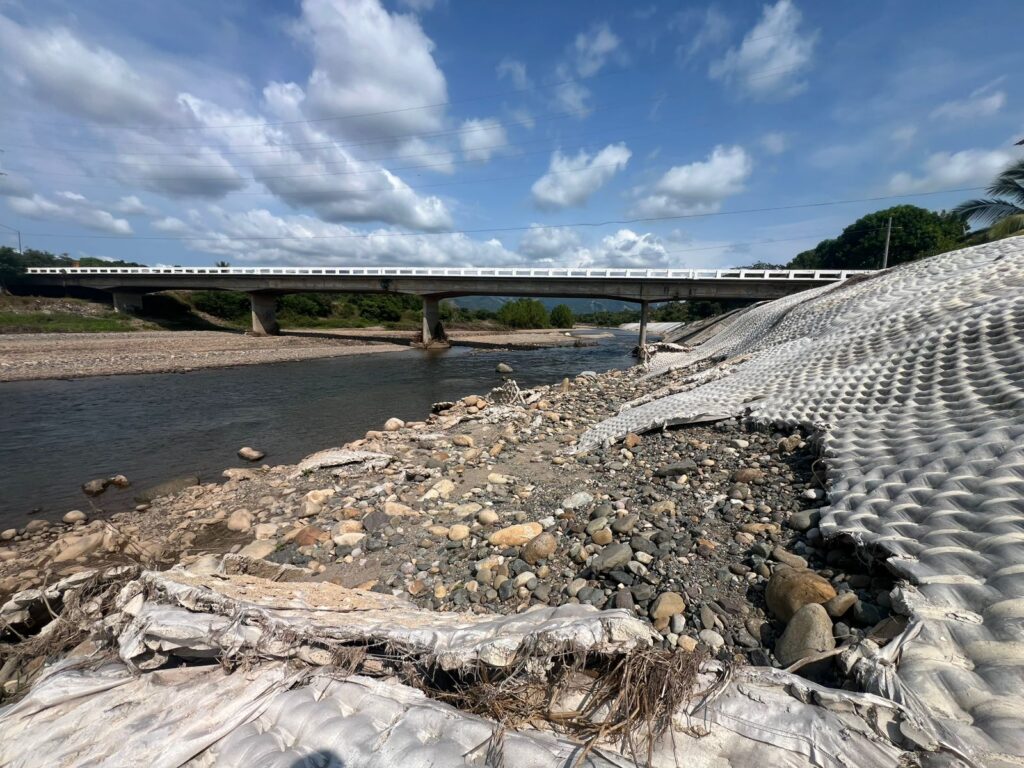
(582, 238, 1024, 764)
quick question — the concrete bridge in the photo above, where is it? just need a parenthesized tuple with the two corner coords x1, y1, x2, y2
(24, 266, 872, 347)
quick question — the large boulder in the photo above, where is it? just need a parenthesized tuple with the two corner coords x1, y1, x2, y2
(775, 603, 835, 666)
(238, 447, 265, 462)
(766, 565, 837, 622)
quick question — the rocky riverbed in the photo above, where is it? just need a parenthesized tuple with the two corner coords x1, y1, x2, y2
(0, 356, 900, 696)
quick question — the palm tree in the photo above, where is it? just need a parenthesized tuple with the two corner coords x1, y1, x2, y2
(953, 158, 1024, 240)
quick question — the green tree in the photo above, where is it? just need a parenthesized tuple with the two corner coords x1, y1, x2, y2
(549, 304, 574, 328)
(787, 206, 962, 270)
(953, 158, 1024, 240)
(496, 298, 549, 328)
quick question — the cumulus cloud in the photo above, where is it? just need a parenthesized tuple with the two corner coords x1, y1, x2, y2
(518, 226, 583, 260)
(887, 147, 1020, 194)
(574, 229, 671, 268)
(0, 16, 170, 125)
(293, 0, 448, 142)
(7, 191, 132, 234)
(459, 118, 508, 162)
(162, 207, 517, 268)
(931, 85, 1006, 121)
(632, 145, 752, 217)
(531, 143, 631, 210)
(710, 0, 817, 99)
(496, 58, 530, 90)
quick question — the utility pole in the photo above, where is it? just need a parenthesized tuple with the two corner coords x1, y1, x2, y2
(0, 222, 21, 254)
(882, 216, 893, 269)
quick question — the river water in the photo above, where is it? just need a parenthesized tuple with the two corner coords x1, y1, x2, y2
(0, 331, 637, 527)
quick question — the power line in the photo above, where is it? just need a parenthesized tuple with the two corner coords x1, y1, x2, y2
(15, 186, 983, 243)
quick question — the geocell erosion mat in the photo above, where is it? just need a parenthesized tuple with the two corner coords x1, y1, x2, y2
(582, 238, 1024, 766)
(2, 239, 1022, 767)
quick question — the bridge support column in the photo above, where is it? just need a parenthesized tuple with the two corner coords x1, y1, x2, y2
(111, 290, 145, 314)
(421, 295, 448, 348)
(250, 293, 280, 336)
(638, 300, 650, 349)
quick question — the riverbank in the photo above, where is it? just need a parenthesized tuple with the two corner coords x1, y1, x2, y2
(0, 327, 599, 382)
(0, 352, 887, 676)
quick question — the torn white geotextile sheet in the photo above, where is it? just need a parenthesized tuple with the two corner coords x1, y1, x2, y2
(580, 238, 1024, 766)
(0, 566, 937, 767)
(115, 568, 658, 670)
(0, 661, 918, 768)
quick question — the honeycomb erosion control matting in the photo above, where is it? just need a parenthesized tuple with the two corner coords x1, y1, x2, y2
(580, 239, 1024, 765)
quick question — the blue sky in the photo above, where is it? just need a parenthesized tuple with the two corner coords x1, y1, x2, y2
(0, 0, 1021, 269)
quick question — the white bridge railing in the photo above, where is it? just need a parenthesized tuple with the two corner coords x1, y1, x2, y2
(26, 266, 871, 281)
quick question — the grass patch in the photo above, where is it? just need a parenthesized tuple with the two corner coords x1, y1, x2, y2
(0, 311, 138, 333)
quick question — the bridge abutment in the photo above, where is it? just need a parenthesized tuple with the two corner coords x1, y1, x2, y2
(250, 293, 280, 336)
(111, 290, 145, 314)
(420, 295, 448, 348)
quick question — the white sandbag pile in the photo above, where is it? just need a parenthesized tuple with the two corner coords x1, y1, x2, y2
(582, 238, 1024, 766)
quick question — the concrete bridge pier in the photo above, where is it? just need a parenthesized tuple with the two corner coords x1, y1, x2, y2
(638, 301, 650, 349)
(250, 293, 280, 336)
(111, 290, 145, 314)
(420, 295, 448, 348)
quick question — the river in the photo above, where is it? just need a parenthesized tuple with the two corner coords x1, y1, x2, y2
(0, 330, 638, 527)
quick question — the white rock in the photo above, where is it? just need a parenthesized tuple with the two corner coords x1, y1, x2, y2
(63, 510, 87, 524)
(238, 446, 266, 462)
(226, 509, 254, 532)
(383, 417, 405, 432)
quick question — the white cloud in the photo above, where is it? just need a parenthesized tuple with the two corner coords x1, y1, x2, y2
(552, 23, 622, 115)
(518, 226, 582, 260)
(496, 58, 530, 90)
(710, 0, 817, 99)
(676, 6, 731, 61)
(887, 147, 1020, 194)
(931, 86, 1006, 121)
(459, 118, 508, 162)
(760, 132, 788, 155)
(7, 191, 132, 234)
(113, 195, 157, 216)
(531, 143, 631, 210)
(293, 0, 448, 142)
(152, 216, 190, 234)
(571, 23, 621, 77)
(632, 145, 752, 216)
(0, 16, 170, 125)
(170, 89, 452, 230)
(164, 208, 518, 268)
(575, 230, 672, 268)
